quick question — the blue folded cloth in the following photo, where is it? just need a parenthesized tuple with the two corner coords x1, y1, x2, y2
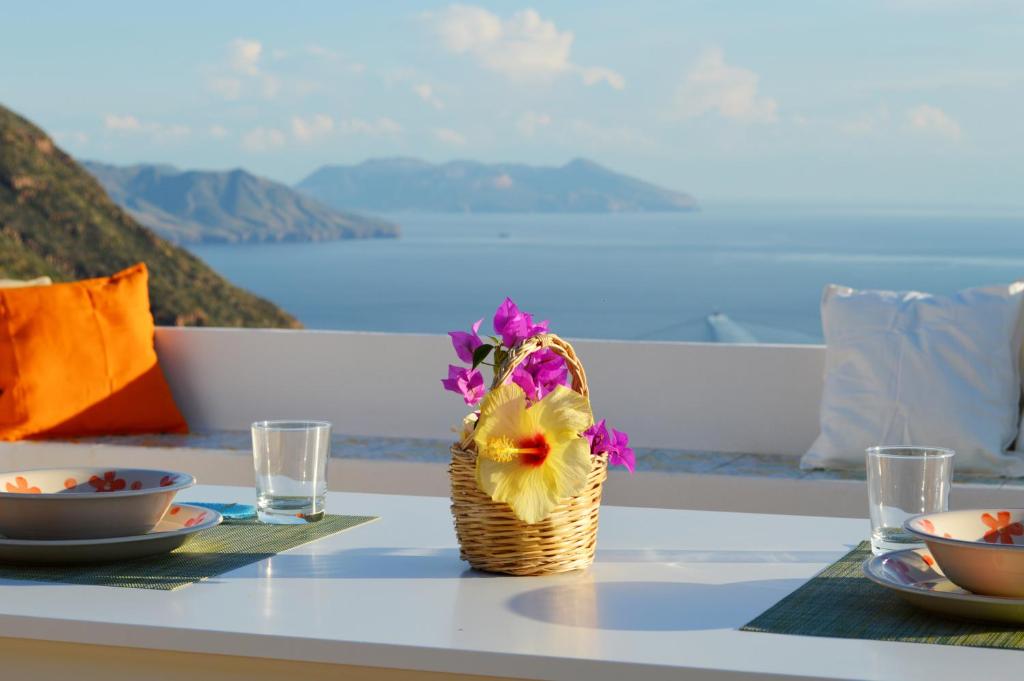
(187, 502, 257, 522)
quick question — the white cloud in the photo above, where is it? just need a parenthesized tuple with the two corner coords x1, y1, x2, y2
(674, 48, 777, 123)
(159, 124, 191, 139)
(291, 114, 335, 142)
(208, 125, 229, 139)
(580, 66, 625, 90)
(838, 105, 891, 136)
(306, 44, 339, 60)
(104, 114, 142, 131)
(229, 38, 263, 76)
(431, 5, 624, 89)
(516, 111, 551, 137)
(207, 38, 291, 100)
(53, 130, 89, 146)
(103, 114, 190, 141)
(906, 104, 962, 141)
(434, 127, 467, 145)
(413, 83, 444, 109)
(241, 127, 287, 152)
(338, 117, 404, 136)
(305, 44, 366, 74)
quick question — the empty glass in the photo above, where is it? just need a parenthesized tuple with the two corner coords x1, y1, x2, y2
(251, 420, 331, 524)
(867, 446, 954, 555)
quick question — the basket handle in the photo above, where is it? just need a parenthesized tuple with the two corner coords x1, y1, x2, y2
(491, 333, 589, 398)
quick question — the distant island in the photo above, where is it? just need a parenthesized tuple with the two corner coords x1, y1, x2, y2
(296, 157, 698, 214)
(0, 104, 297, 328)
(85, 162, 400, 245)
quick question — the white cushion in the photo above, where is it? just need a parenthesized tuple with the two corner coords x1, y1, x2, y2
(802, 283, 1024, 476)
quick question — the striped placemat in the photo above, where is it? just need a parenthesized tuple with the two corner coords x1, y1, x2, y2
(0, 515, 377, 591)
(741, 541, 1024, 650)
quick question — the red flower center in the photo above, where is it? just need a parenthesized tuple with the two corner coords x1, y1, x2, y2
(518, 433, 550, 467)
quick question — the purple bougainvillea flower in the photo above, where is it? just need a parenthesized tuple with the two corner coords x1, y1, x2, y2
(448, 318, 484, 364)
(584, 419, 635, 472)
(492, 297, 549, 347)
(608, 428, 636, 473)
(584, 419, 610, 454)
(441, 365, 486, 406)
(509, 348, 568, 403)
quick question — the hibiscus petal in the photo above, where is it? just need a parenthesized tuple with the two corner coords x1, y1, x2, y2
(477, 457, 562, 525)
(473, 384, 531, 453)
(534, 385, 593, 440)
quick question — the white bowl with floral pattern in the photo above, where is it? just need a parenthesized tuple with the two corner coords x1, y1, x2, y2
(0, 468, 195, 540)
(904, 508, 1024, 597)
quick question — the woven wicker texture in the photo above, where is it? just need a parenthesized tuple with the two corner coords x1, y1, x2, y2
(450, 333, 607, 576)
(0, 515, 376, 591)
(742, 541, 1024, 649)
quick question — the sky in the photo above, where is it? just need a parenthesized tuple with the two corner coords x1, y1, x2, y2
(1, 1, 1022, 205)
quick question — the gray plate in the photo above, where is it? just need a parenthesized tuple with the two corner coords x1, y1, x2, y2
(0, 503, 222, 565)
(863, 547, 1024, 624)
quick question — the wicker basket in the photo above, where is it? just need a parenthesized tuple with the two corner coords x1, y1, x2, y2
(449, 333, 608, 576)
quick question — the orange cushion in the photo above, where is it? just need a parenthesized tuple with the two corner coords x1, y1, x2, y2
(0, 263, 188, 440)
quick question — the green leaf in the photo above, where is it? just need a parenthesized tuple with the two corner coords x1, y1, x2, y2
(471, 344, 494, 369)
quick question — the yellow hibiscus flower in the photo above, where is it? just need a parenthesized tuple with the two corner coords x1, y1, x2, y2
(473, 383, 594, 524)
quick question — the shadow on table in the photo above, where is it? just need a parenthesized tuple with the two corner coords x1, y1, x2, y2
(507, 578, 804, 631)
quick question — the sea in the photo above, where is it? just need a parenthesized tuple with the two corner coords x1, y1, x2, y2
(189, 203, 1024, 344)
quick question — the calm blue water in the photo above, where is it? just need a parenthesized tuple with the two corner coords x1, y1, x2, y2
(189, 204, 1024, 343)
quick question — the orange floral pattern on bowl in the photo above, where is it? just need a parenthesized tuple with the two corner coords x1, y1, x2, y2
(88, 471, 127, 493)
(910, 509, 1024, 547)
(0, 468, 193, 498)
(982, 512, 1024, 545)
(4, 476, 41, 494)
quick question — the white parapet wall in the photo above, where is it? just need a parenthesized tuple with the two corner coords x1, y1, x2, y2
(154, 327, 826, 456)
(12, 327, 916, 517)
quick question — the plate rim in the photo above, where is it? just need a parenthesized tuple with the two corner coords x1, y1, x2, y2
(0, 503, 222, 547)
(863, 548, 1024, 606)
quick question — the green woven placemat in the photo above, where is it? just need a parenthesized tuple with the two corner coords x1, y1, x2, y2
(742, 541, 1024, 650)
(0, 514, 377, 591)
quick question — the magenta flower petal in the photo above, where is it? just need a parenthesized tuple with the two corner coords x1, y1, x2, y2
(492, 297, 522, 346)
(449, 318, 484, 364)
(585, 417, 606, 454)
(441, 365, 485, 406)
(504, 348, 569, 403)
(609, 428, 636, 473)
(584, 420, 634, 472)
(584, 419, 609, 453)
(510, 365, 538, 402)
(492, 297, 549, 347)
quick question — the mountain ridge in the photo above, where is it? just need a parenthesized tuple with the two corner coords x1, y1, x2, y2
(296, 157, 698, 214)
(85, 161, 400, 244)
(0, 103, 298, 328)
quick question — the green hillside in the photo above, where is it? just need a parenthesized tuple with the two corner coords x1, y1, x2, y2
(0, 104, 298, 328)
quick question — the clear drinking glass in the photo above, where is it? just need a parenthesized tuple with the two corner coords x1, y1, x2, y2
(251, 420, 331, 524)
(867, 446, 954, 555)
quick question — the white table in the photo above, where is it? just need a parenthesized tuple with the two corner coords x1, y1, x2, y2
(0, 486, 1017, 681)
